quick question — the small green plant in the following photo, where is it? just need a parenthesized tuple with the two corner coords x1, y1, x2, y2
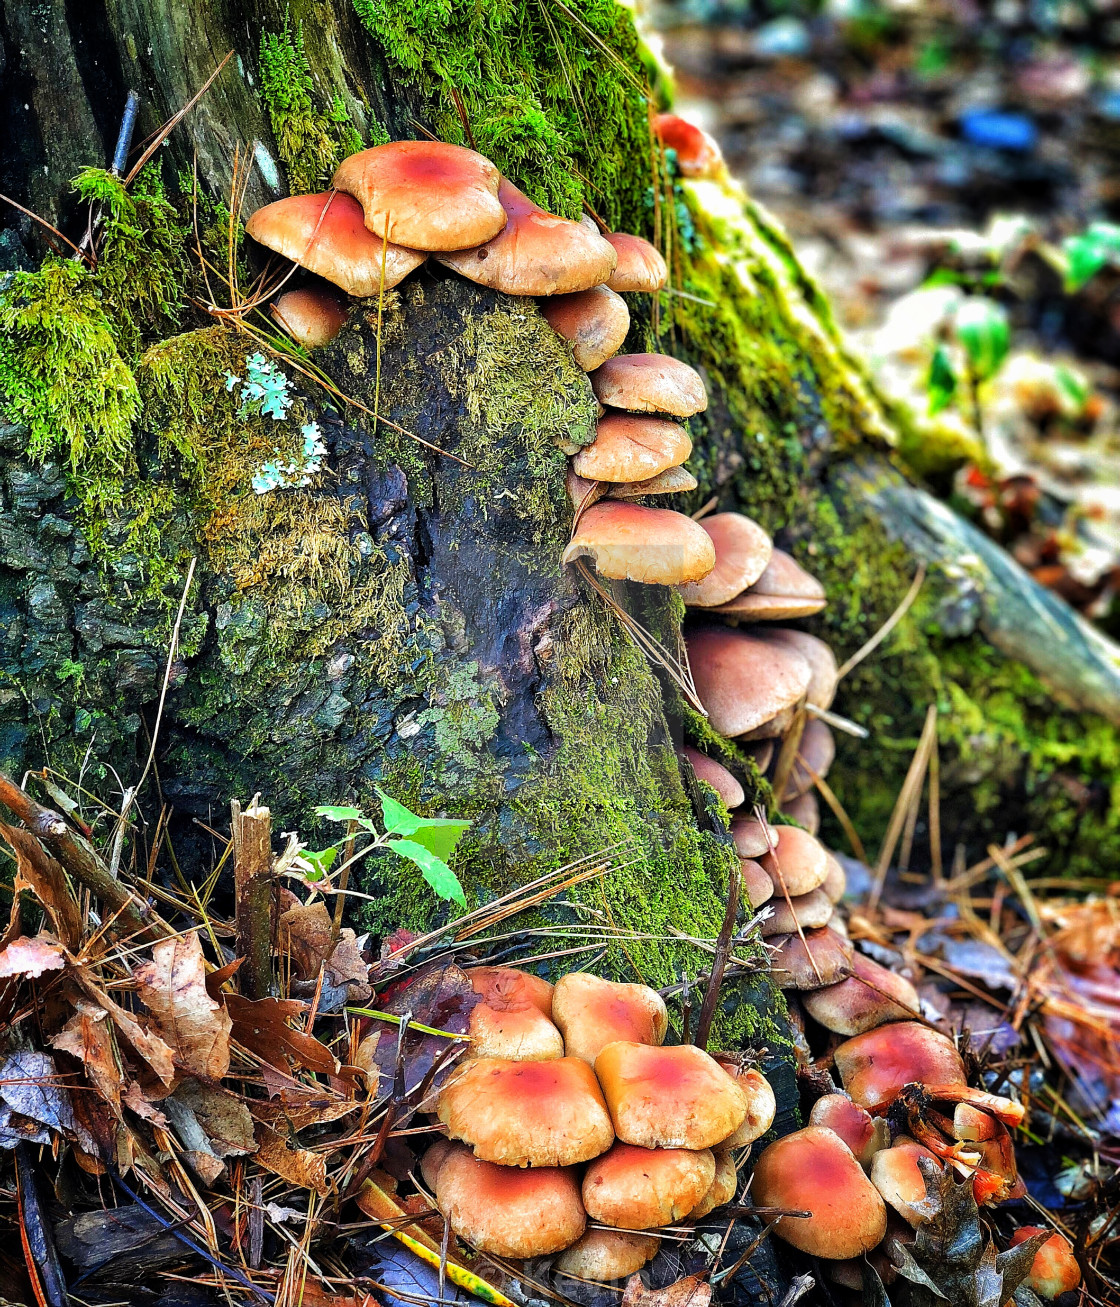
(924, 295, 1009, 444)
(1061, 221, 1120, 292)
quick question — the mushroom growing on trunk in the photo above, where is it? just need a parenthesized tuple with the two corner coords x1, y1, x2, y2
(552, 972, 668, 1063)
(582, 1142, 716, 1228)
(590, 353, 708, 417)
(562, 502, 716, 585)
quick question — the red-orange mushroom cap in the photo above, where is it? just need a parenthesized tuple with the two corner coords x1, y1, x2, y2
(713, 548, 827, 620)
(807, 1094, 887, 1167)
(750, 1125, 887, 1259)
(245, 191, 426, 297)
(689, 1149, 738, 1219)
(562, 502, 716, 586)
(680, 746, 745, 811)
(332, 140, 505, 250)
(1009, 1227, 1081, 1298)
(653, 113, 724, 179)
(436, 179, 617, 294)
(678, 513, 774, 608)
(595, 1041, 748, 1150)
(434, 1143, 586, 1257)
(869, 1138, 941, 1226)
(555, 1229, 660, 1281)
(714, 1059, 777, 1147)
(542, 284, 630, 372)
(437, 1056, 614, 1166)
(465, 966, 563, 1060)
(604, 232, 668, 293)
(802, 950, 920, 1036)
(687, 628, 812, 739)
(270, 286, 349, 350)
(591, 353, 707, 417)
(833, 1022, 967, 1114)
(583, 1142, 715, 1229)
(572, 413, 692, 484)
(552, 972, 668, 1064)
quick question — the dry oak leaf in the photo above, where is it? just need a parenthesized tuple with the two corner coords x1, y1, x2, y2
(0, 933, 65, 979)
(52, 999, 122, 1113)
(226, 993, 339, 1076)
(72, 974, 176, 1088)
(256, 1125, 330, 1196)
(134, 932, 232, 1080)
(1, 823, 82, 948)
(622, 1275, 712, 1307)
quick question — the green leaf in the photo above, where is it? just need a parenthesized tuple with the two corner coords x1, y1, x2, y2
(377, 789, 424, 837)
(387, 838, 467, 906)
(1054, 363, 1090, 410)
(376, 789, 471, 861)
(315, 804, 364, 823)
(302, 846, 338, 879)
(927, 344, 958, 415)
(1063, 221, 1120, 291)
(954, 297, 1009, 382)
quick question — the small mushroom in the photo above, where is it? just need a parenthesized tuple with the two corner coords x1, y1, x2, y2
(869, 1138, 942, 1226)
(679, 746, 745, 810)
(783, 790, 820, 834)
(608, 465, 699, 499)
(542, 284, 630, 371)
(465, 965, 564, 1060)
(435, 1144, 586, 1257)
(760, 887, 833, 936)
(741, 857, 775, 908)
(750, 1125, 888, 1259)
(582, 1142, 715, 1228)
(562, 502, 716, 585)
(802, 951, 921, 1036)
(591, 354, 707, 417)
(555, 1229, 660, 1281)
(770, 927, 854, 989)
(653, 113, 724, 179)
(437, 179, 617, 294)
(687, 628, 812, 739)
(333, 140, 505, 250)
(822, 853, 846, 903)
(604, 232, 668, 293)
(689, 1149, 738, 1219)
(757, 629, 838, 710)
(552, 972, 668, 1064)
(437, 1056, 614, 1166)
(714, 1058, 777, 1147)
(572, 414, 692, 484)
(420, 1137, 456, 1190)
(595, 1041, 748, 1149)
(713, 549, 827, 620)
(833, 1022, 967, 1114)
(270, 286, 349, 349)
(245, 191, 426, 296)
(808, 1094, 889, 1167)
(782, 719, 835, 800)
(678, 513, 774, 608)
(1008, 1227, 1081, 1298)
(730, 816, 779, 860)
(765, 825, 830, 896)
(744, 738, 775, 774)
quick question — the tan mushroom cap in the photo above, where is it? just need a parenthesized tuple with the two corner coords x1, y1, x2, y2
(583, 1142, 715, 1229)
(333, 141, 505, 250)
(741, 858, 775, 909)
(465, 966, 564, 1060)
(807, 1094, 887, 1167)
(870, 1138, 941, 1226)
(833, 1022, 967, 1114)
(437, 1056, 613, 1166)
(572, 414, 692, 484)
(609, 466, 699, 499)
(566, 469, 606, 513)
(553, 973, 668, 1064)
(751, 1126, 888, 1259)
(784, 719, 836, 800)
(687, 628, 812, 739)
(435, 1144, 585, 1257)
(802, 950, 920, 1037)
(1009, 1227, 1082, 1299)
(678, 514, 774, 608)
(766, 825, 830, 896)
(757, 629, 838, 710)
(714, 1060, 776, 1148)
(591, 354, 707, 417)
(770, 927, 854, 990)
(562, 502, 716, 586)
(604, 232, 668, 293)
(730, 816, 778, 860)
(822, 853, 846, 903)
(782, 791, 820, 834)
(744, 738, 775, 773)
(542, 284, 630, 372)
(437, 179, 617, 295)
(653, 113, 724, 180)
(680, 747, 745, 811)
(270, 286, 349, 350)
(689, 1150, 738, 1219)
(595, 1041, 747, 1150)
(760, 887, 833, 936)
(246, 192, 426, 297)
(555, 1229, 660, 1281)
(713, 549, 827, 620)
(420, 1137, 456, 1191)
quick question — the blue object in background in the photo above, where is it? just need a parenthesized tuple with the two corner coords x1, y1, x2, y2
(959, 108, 1039, 152)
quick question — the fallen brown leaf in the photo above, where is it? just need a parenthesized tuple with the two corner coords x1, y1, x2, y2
(52, 999, 122, 1113)
(0, 934, 66, 980)
(256, 1125, 330, 1196)
(280, 902, 334, 982)
(226, 993, 339, 1075)
(173, 1078, 256, 1156)
(134, 932, 232, 1080)
(622, 1275, 712, 1307)
(1, 824, 82, 948)
(73, 973, 175, 1088)
(250, 1090, 358, 1132)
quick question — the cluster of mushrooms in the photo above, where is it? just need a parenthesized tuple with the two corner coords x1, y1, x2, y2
(422, 967, 776, 1283)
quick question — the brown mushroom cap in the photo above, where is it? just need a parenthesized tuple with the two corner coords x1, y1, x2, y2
(542, 284, 630, 371)
(1009, 1227, 1082, 1298)
(562, 502, 716, 586)
(552, 973, 668, 1064)
(332, 141, 505, 250)
(802, 950, 920, 1036)
(744, 738, 775, 774)
(270, 286, 349, 350)
(583, 1142, 715, 1228)
(437, 1056, 614, 1166)
(591, 354, 707, 417)
(741, 857, 775, 908)
(437, 179, 617, 294)
(807, 1094, 887, 1167)
(435, 1144, 586, 1257)
(604, 232, 668, 293)
(608, 466, 699, 499)
(555, 1229, 660, 1281)
(757, 629, 838, 710)
(712, 549, 827, 620)
(751, 1125, 888, 1259)
(572, 414, 692, 484)
(465, 966, 564, 1060)
(595, 1041, 747, 1150)
(678, 514, 774, 608)
(760, 887, 834, 936)
(822, 853, 846, 903)
(782, 791, 821, 834)
(689, 1149, 738, 1219)
(730, 816, 778, 860)
(246, 192, 426, 297)
(770, 927, 854, 990)
(766, 825, 830, 896)
(869, 1138, 941, 1226)
(420, 1137, 456, 1191)
(680, 746, 745, 810)
(714, 1060, 777, 1147)
(687, 628, 812, 739)
(783, 720, 835, 800)
(653, 114, 724, 179)
(833, 1022, 967, 1114)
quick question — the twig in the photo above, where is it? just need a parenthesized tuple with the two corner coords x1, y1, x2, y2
(868, 704, 938, 913)
(835, 564, 926, 683)
(124, 53, 235, 185)
(231, 797, 274, 999)
(694, 858, 740, 1050)
(0, 192, 88, 260)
